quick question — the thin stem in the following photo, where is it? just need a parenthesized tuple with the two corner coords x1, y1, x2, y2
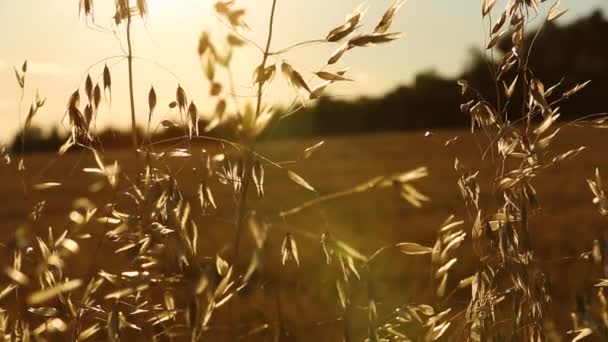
(342, 303, 352, 342)
(233, 0, 279, 265)
(230, 0, 279, 339)
(268, 39, 328, 56)
(486, 12, 502, 119)
(126, 11, 138, 158)
(256, 0, 279, 117)
(273, 284, 285, 341)
(17, 80, 27, 196)
(279, 174, 389, 217)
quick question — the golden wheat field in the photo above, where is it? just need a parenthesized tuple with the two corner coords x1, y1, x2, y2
(1, 128, 606, 340)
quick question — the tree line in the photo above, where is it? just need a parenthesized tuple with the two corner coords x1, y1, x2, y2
(11, 10, 608, 151)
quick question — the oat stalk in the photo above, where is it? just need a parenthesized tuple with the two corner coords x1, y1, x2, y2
(126, 5, 138, 158)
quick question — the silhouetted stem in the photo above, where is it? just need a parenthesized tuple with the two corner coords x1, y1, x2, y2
(274, 284, 286, 340)
(126, 11, 138, 158)
(17, 82, 28, 196)
(343, 303, 352, 342)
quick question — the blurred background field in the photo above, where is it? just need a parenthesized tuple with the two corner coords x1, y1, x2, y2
(2, 127, 606, 339)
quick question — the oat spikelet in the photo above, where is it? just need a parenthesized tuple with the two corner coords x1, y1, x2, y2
(103, 64, 112, 103)
(326, 2, 367, 42)
(176, 84, 187, 114)
(374, 0, 407, 34)
(281, 62, 311, 94)
(315, 71, 353, 82)
(148, 85, 156, 130)
(348, 32, 404, 47)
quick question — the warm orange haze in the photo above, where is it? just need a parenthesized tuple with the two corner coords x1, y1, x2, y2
(1, 0, 608, 341)
(1, 0, 608, 140)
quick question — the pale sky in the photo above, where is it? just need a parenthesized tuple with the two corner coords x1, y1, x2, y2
(1, 0, 607, 143)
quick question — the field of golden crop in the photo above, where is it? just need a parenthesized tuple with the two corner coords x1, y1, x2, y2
(1, 128, 606, 340)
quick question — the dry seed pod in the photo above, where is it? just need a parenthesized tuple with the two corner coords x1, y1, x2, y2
(563, 80, 591, 98)
(226, 33, 244, 46)
(210, 82, 222, 96)
(114, 0, 130, 25)
(176, 84, 187, 113)
(281, 63, 311, 94)
(529, 79, 551, 117)
(310, 81, 332, 99)
(215, 1, 248, 29)
(35, 91, 46, 108)
(14, 67, 24, 88)
(492, 9, 507, 34)
(548, 0, 568, 22)
(68, 90, 80, 111)
(544, 79, 564, 97)
(348, 32, 403, 47)
(291, 69, 311, 93)
(4, 267, 29, 286)
(315, 71, 353, 82)
(503, 76, 518, 99)
(328, 43, 350, 65)
(302, 141, 324, 159)
(24, 105, 37, 132)
(469, 102, 497, 130)
(252, 160, 264, 197)
(511, 27, 523, 47)
(312, 70, 353, 98)
(27, 279, 82, 305)
(287, 170, 315, 192)
(198, 31, 210, 56)
(215, 1, 230, 16)
(79, 0, 94, 17)
(374, 0, 407, 34)
(397, 242, 433, 255)
(68, 107, 85, 137)
(253, 64, 276, 85)
(103, 64, 111, 102)
(84, 104, 93, 128)
(326, 22, 356, 42)
(204, 53, 216, 81)
(85, 74, 93, 101)
(188, 101, 199, 137)
(161, 119, 178, 128)
(148, 85, 157, 127)
(252, 65, 263, 83)
(198, 182, 217, 210)
(486, 31, 504, 49)
(228, 9, 248, 29)
(482, 0, 497, 17)
(326, 2, 366, 41)
(136, 0, 148, 19)
(93, 84, 101, 110)
(281, 233, 300, 266)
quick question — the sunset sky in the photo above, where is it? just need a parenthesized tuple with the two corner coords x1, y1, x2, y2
(1, 0, 607, 142)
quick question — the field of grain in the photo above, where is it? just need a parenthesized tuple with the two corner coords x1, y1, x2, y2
(1, 128, 606, 339)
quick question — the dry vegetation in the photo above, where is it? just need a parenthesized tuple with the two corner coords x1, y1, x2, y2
(1, 0, 608, 341)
